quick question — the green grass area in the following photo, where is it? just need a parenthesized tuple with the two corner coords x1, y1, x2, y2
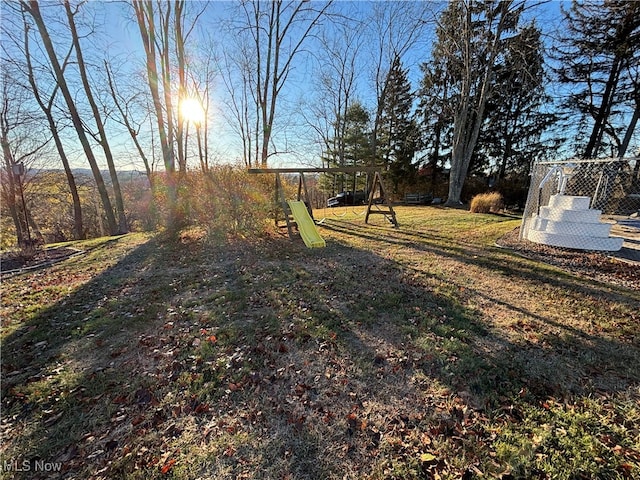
(1, 208, 638, 479)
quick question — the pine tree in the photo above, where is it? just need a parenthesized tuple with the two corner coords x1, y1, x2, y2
(415, 56, 454, 180)
(554, 1, 640, 158)
(378, 56, 419, 192)
(320, 102, 372, 194)
(480, 23, 559, 181)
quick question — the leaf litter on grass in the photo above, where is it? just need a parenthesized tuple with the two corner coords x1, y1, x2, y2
(1, 210, 639, 480)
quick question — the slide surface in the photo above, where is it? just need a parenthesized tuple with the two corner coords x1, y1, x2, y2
(287, 200, 326, 248)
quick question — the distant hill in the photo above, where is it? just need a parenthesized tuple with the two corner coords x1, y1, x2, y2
(70, 168, 148, 179)
(28, 168, 149, 184)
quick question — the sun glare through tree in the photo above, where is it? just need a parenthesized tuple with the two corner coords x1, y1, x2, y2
(179, 97, 205, 125)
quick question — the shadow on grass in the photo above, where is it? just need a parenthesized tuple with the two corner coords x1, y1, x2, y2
(1, 235, 201, 475)
(1, 223, 639, 479)
(321, 217, 638, 302)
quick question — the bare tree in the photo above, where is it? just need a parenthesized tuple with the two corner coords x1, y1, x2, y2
(1, 69, 30, 246)
(217, 40, 257, 167)
(441, 0, 525, 206)
(186, 49, 215, 172)
(104, 60, 155, 185)
(63, 0, 128, 233)
(1, 4, 84, 243)
(365, 1, 434, 165)
(309, 9, 364, 170)
(22, 12, 84, 239)
(236, 0, 333, 167)
(132, 0, 177, 224)
(0, 47, 55, 250)
(132, 0, 207, 227)
(20, 0, 119, 234)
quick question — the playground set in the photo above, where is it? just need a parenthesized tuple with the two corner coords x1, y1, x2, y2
(248, 167, 398, 248)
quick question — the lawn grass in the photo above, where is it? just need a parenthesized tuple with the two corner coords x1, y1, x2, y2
(1, 207, 638, 479)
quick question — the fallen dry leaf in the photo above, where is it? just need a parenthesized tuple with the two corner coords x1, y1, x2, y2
(160, 458, 176, 474)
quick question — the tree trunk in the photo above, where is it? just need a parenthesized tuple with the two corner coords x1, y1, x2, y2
(23, 16, 84, 239)
(372, 71, 390, 167)
(632, 158, 640, 191)
(26, 205, 45, 244)
(583, 56, 622, 159)
(0, 136, 24, 245)
(619, 92, 639, 159)
(445, 0, 513, 206)
(64, 1, 128, 234)
(446, 2, 474, 206)
(133, 0, 179, 228)
(430, 122, 442, 184)
(22, 0, 118, 235)
(498, 131, 514, 182)
(44, 113, 84, 239)
(582, 3, 637, 159)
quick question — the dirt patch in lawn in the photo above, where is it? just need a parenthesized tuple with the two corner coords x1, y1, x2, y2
(497, 227, 640, 290)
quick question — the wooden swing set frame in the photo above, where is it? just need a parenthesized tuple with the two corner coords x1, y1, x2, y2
(248, 167, 398, 240)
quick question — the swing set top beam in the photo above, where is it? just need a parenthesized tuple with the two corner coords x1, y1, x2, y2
(248, 166, 381, 174)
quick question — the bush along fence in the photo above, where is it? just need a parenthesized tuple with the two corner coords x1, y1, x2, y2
(520, 157, 639, 251)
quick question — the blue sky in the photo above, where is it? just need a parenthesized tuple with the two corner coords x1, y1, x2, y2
(86, 1, 445, 169)
(8, 0, 627, 174)
(93, 0, 572, 170)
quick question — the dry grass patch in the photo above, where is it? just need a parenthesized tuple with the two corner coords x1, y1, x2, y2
(469, 192, 505, 214)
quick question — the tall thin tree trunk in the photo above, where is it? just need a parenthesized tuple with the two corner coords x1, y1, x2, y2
(1, 134, 24, 245)
(26, 206, 44, 243)
(24, 15, 84, 239)
(498, 132, 514, 182)
(64, 1, 128, 234)
(619, 94, 639, 159)
(582, 3, 637, 159)
(133, 0, 179, 228)
(22, 0, 118, 235)
(175, 0, 187, 172)
(632, 158, 640, 190)
(446, 2, 474, 205)
(446, 0, 512, 206)
(583, 56, 622, 159)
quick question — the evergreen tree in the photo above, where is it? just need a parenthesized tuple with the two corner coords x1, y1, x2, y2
(320, 102, 372, 194)
(554, 1, 640, 158)
(480, 23, 559, 181)
(415, 55, 454, 180)
(378, 56, 419, 192)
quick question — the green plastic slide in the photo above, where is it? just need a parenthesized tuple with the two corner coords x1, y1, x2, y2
(287, 200, 326, 248)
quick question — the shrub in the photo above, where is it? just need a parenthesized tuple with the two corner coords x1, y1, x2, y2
(123, 165, 275, 241)
(182, 165, 273, 241)
(470, 191, 504, 214)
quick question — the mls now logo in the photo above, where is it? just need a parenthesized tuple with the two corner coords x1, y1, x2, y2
(3, 459, 63, 472)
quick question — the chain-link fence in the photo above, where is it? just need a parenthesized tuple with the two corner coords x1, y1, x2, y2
(520, 157, 640, 250)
